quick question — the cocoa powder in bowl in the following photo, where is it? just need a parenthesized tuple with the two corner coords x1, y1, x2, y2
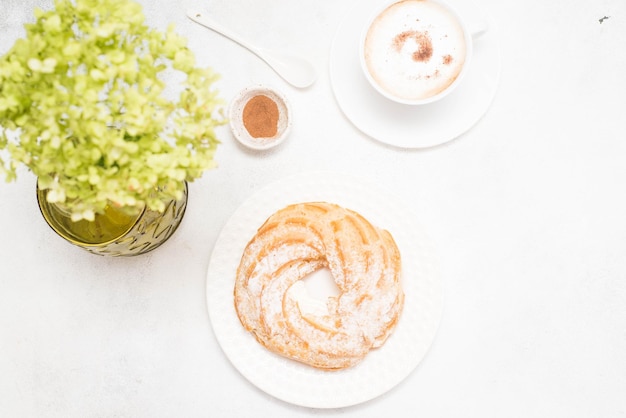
(229, 86, 291, 150)
(242, 95, 279, 138)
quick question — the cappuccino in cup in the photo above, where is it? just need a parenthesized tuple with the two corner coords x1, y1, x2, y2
(361, 0, 471, 105)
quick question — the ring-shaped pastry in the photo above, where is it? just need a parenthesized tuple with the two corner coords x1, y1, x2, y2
(234, 202, 404, 370)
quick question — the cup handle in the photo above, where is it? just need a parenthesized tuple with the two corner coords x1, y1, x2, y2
(470, 20, 489, 40)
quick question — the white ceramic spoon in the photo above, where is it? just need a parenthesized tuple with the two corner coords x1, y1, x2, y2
(186, 9, 317, 88)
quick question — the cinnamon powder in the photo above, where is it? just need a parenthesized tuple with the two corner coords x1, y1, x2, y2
(393, 30, 433, 62)
(242, 95, 279, 138)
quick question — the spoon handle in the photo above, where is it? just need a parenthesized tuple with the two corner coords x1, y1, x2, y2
(186, 10, 262, 59)
(186, 9, 317, 88)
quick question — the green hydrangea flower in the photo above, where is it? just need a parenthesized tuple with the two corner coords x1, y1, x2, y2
(0, 0, 224, 221)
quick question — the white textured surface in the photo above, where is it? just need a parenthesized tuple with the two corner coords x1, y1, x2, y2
(1, 0, 626, 417)
(206, 172, 442, 407)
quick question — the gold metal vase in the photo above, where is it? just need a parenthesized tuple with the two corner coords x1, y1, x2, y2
(36, 183, 188, 256)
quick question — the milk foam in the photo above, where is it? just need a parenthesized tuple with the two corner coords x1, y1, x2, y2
(363, 0, 467, 101)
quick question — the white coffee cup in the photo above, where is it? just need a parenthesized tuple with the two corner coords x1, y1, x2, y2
(360, 0, 480, 105)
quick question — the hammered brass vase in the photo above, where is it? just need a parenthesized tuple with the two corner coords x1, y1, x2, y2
(36, 183, 188, 256)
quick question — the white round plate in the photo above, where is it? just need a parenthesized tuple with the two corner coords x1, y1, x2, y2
(206, 172, 443, 408)
(329, 0, 501, 148)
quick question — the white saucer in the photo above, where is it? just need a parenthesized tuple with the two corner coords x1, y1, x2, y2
(329, 0, 501, 149)
(206, 172, 443, 408)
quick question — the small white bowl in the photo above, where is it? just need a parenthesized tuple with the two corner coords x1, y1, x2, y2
(229, 86, 291, 150)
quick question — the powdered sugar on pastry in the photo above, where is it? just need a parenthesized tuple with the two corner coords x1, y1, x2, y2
(234, 202, 404, 370)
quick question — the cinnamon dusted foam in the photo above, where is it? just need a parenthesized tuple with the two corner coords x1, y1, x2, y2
(363, 0, 468, 102)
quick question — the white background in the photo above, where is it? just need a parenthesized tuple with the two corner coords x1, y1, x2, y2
(1, 0, 625, 416)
